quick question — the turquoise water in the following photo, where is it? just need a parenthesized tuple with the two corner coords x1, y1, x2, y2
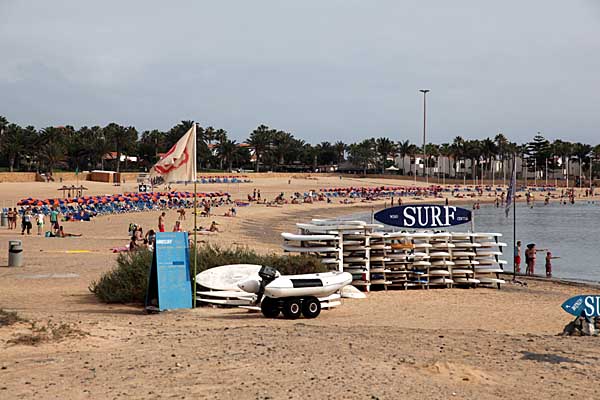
(350, 202, 600, 283)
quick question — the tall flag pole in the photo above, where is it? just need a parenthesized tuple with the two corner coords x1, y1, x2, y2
(505, 153, 517, 280)
(192, 123, 198, 308)
(149, 123, 197, 306)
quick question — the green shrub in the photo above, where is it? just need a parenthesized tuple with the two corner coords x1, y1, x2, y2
(89, 244, 327, 304)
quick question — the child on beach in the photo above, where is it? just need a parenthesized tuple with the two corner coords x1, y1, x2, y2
(514, 241, 522, 273)
(545, 251, 559, 278)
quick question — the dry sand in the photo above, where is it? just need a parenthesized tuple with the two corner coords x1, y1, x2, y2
(0, 176, 598, 400)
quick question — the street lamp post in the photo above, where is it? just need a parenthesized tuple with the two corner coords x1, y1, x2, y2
(420, 89, 430, 184)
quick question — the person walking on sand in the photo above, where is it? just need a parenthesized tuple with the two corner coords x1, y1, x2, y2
(21, 208, 33, 235)
(49, 207, 60, 230)
(36, 210, 45, 236)
(7, 208, 16, 229)
(514, 241, 522, 273)
(158, 212, 166, 233)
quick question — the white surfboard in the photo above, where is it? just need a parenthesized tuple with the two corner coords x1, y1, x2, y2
(453, 259, 479, 265)
(476, 251, 503, 257)
(453, 251, 477, 257)
(429, 251, 451, 257)
(196, 264, 262, 291)
(282, 244, 338, 253)
(454, 278, 480, 284)
(430, 278, 454, 284)
(475, 267, 504, 273)
(478, 277, 506, 284)
(478, 241, 507, 247)
(281, 232, 338, 241)
(451, 269, 474, 274)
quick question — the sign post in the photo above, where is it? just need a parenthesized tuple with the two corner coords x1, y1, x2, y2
(374, 205, 472, 229)
(562, 295, 600, 318)
(145, 232, 193, 311)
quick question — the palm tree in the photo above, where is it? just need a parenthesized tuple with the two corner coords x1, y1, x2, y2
(439, 143, 452, 182)
(572, 142, 592, 186)
(480, 138, 497, 180)
(451, 136, 465, 180)
(396, 140, 412, 175)
(0, 123, 27, 172)
(246, 125, 272, 172)
(217, 139, 238, 172)
(103, 123, 138, 172)
(271, 131, 295, 169)
(38, 126, 69, 173)
(494, 133, 509, 183)
(375, 137, 396, 173)
(348, 139, 376, 175)
(464, 140, 482, 182)
(407, 143, 419, 177)
(334, 141, 346, 165)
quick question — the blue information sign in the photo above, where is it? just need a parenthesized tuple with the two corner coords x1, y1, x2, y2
(374, 205, 472, 229)
(561, 295, 600, 318)
(145, 232, 192, 311)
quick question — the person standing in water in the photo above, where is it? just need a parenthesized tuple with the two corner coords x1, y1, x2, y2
(525, 244, 536, 275)
(545, 251, 559, 278)
(514, 241, 522, 273)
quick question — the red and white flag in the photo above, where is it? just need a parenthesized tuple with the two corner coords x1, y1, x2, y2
(150, 124, 197, 183)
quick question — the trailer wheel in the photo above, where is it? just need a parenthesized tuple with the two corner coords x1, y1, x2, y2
(282, 298, 302, 319)
(260, 297, 280, 318)
(301, 297, 321, 319)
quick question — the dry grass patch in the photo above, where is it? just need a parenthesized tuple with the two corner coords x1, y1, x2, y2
(7, 321, 88, 346)
(0, 309, 25, 327)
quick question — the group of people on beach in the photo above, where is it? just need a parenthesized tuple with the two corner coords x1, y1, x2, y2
(514, 241, 558, 278)
(5, 206, 80, 237)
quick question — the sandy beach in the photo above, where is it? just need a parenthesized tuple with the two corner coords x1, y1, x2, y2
(1, 175, 599, 400)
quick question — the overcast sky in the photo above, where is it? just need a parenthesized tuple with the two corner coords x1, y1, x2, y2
(1, 1, 599, 145)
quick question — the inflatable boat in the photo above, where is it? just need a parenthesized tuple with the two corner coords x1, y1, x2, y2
(238, 266, 352, 319)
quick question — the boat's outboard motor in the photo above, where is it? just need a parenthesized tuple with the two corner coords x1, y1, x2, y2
(255, 266, 279, 304)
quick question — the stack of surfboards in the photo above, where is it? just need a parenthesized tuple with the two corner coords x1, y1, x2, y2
(382, 231, 413, 289)
(281, 218, 508, 291)
(472, 233, 506, 287)
(406, 232, 432, 288)
(450, 232, 480, 286)
(428, 232, 455, 287)
(368, 232, 391, 288)
(281, 232, 341, 268)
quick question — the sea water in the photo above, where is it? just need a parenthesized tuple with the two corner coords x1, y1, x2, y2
(347, 201, 600, 283)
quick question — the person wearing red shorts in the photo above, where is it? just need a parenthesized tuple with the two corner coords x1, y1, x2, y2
(158, 212, 166, 233)
(514, 241, 521, 273)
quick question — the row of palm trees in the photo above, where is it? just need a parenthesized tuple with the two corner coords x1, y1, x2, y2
(1, 116, 598, 180)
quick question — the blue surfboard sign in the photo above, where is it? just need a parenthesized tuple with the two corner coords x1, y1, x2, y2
(374, 205, 472, 229)
(561, 295, 600, 317)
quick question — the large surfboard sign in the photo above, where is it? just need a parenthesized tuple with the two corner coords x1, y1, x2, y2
(374, 205, 472, 229)
(561, 295, 600, 317)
